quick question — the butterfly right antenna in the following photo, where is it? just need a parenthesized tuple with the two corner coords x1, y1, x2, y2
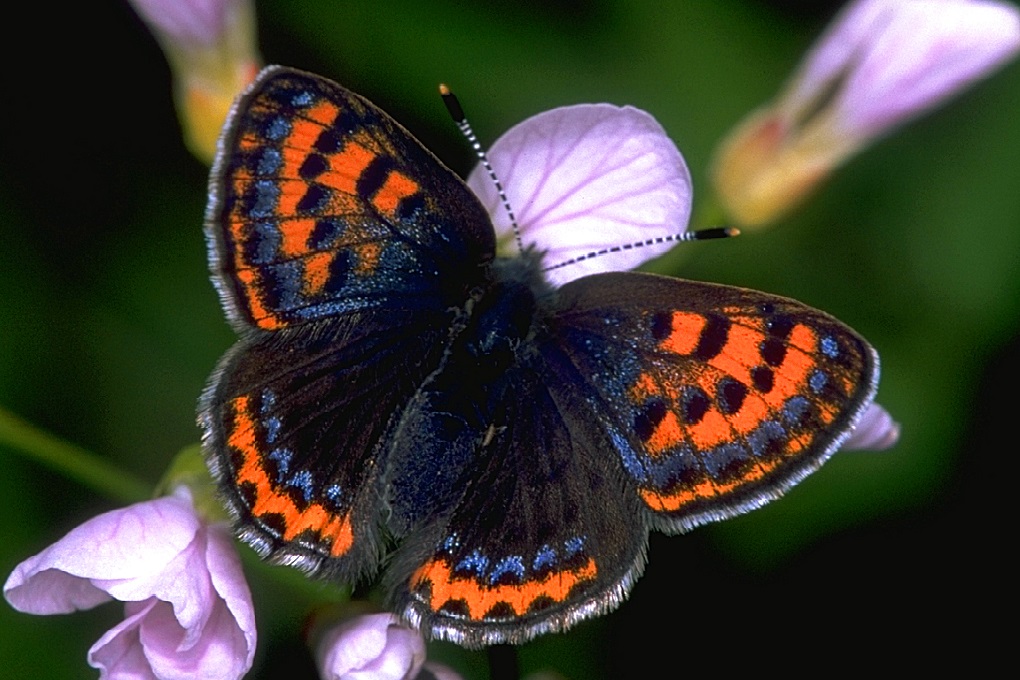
(440, 84, 524, 253)
(542, 227, 741, 274)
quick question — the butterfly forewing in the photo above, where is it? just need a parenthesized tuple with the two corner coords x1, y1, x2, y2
(206, 66, 496, 332)
(551, 272, 878, 532)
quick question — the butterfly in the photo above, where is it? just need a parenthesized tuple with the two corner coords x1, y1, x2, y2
(200, 65, 879, 648)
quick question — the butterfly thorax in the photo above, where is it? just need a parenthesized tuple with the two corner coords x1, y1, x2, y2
(455, 248, 551, 362)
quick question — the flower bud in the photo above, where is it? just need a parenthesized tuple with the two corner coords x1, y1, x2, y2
(711, 0, 1020, 227)
(129, 0, 262, 163)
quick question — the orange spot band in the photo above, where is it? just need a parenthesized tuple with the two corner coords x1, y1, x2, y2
(227, 396, 354, 556)
(411, 557, 598, 620)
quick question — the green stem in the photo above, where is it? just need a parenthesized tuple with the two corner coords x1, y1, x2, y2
(0, 406, 150, 504)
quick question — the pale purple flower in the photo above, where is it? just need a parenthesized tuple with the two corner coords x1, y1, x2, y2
(315, 612, 427, 680)
(467, 104, 693, 287)
(842, 402, 901, 450)
(129, 0, 250, 49)
(4, 486, 256, 680)
(790, 0, 1020, 137)
(712, 0, 1020, 226)
(127, 0, 261, 163)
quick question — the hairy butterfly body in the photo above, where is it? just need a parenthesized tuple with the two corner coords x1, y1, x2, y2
(201, 66, 879, 648)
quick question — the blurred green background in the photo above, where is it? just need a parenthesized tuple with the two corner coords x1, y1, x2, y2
(2, 1, 1016, 677)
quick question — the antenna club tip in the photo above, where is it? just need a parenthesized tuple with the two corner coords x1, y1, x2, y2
(687, 226, 739, 241)
(439, 84, 466, 123)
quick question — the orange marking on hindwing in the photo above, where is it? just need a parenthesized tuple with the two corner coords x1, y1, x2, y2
(639, 454, 789, 512)
(633, 315, 858, 514)
(686, 409, 731, 450)
(303, 100, 340, 126)
(757, 323, 818, 409)
(284, 117, 329, 150)
(237, 132, 259, 153)
(279, 218, 318, 257)
(279, 144, 316, 181)
(708, 323, 762, 383)
(630, 372, 660, 401)
(725, 392, 770, 436)
(226, 396, 354, 557)
(646, 410, 684, 457)
(789, 324, 818, 354)
(277, 182, 308, 217)
(411, 557, 598, 621)
(629, 370, 681, 405)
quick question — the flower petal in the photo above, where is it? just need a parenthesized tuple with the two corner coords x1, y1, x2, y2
(139, 592, 253, 680)
(840, 0, 1020, 135)
(467, 104, 692, 286)
(316, 612, 426, 680)
(842, 402, 900, 451)
(88, 599, 160, 680)
(713, 0, 1020, 227)
(128, 0, 247, 48)
(204, 523, 257, 671)
(127, 0, 261, 163)
(788, 0, 1020, 138)
(4, 492, 201, 614)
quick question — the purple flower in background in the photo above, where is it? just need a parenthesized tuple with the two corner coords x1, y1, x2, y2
(4, 486, 256, 679)
(130, 0, 250, 48)
(128, 0, 262, 163)
(712, 0, 1020, 227)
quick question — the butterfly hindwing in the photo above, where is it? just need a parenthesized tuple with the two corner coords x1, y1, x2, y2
(386, 346, 647, 648)
(550, 271, 879, 532)
(205, 66, 496, 332)
(201, 310, 451, 580)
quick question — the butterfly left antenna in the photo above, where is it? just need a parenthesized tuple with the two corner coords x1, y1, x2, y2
(440, 84, 524, 253)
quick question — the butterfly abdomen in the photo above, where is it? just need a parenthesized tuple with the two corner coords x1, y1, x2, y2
(381, 259, 555, 534)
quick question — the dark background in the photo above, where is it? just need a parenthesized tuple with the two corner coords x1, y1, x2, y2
(1, 1, 1015, 677)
